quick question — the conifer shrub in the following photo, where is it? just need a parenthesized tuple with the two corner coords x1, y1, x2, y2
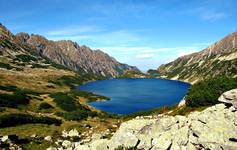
(186, 76, 237, 107)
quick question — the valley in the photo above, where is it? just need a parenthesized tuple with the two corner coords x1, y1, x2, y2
(0, 22, 237, 150)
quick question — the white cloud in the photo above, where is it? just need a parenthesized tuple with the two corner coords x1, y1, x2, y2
(177, 49, 198, 57)
(135, 53, 154, 59)
(200, 11, 226, 21)
(97, 45, 205, 55)
(184, 6, 227, 21)
(48, 35, 91, 41)
(46, 29, 141, 47)
(46, 25, 103, 36)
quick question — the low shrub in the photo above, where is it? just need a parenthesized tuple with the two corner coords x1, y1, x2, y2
(124, 105, 176, 119)
(50, 92, 80, 111)
(0, 85, 18, 91)
(69, 90, 110, 102)
(31, 63, 48, 68)
(0, 89, 30, 108)
(38, 102, 53, 110)
(0, 107, 6, 112)
(59, 109, 97, 121)
(14, 54, 37, 62)
(0, 86, 41, 108)
(186, 76, 237, 107)
(50, 92, 99, 121)
(0, 62, 14, 69)
(49, 75, 86, 87)
(0, 114, 62, 128)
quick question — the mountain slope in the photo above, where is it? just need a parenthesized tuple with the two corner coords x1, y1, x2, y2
(14, 31, 138, 77)
(0, 23, 94, 92)
(157, 31, 237, 83)
(0, 23, 120, 144)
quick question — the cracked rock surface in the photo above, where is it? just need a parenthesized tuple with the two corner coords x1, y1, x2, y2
(75, 104, 237, 150)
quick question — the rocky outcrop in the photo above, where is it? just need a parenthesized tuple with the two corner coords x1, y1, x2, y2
(219, 89, 237, 109)
(60, 104, 237, 150)
(157, 31, 237, 83)
(14, 32, 139, 77)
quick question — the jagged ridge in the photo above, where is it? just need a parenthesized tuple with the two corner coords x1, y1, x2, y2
(157, 31, 237, 83)
(14, 31, 138, 77)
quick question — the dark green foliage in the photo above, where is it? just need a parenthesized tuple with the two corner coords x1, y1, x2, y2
(119, 70, 144, 78)
(0, 107, 6, 112)
(69, 89, 110, 102)
(38, 102, 53, 110)
(50, 91, 101, 121)
(0, 114, 62, 128)
(58, 109, 97, 121)
(0, 86, 41, 108)
(0, 38, 21, 51)
(0, 85, 18, 91)
(0, 89, 30, 108)
(0, 62, 14, 69)
(40, 57, 73, 71)
(49, 75, 84, 87)
(186, 76, 237, 107)
(49, 73, 106, 88)
(50, 92, 79, 111)
(147, 69, 160, 75)
(14, 54, 37, 62)
(31, 63, 48, 68)
(51, 62, 71, 70)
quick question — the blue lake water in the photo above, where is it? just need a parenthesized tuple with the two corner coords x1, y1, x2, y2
(77, 78, 191, 115)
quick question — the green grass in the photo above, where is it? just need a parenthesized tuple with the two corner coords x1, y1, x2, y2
(22, 140, 53, 150)
(49, 75, 83, 87)
(169, 105, 209, 116)
(49, 75, 98, 87)
(123, 105, 177, 120)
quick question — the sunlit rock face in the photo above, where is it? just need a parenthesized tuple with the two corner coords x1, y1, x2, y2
(72, 104, 237, 150)
(219, 89, 237, 109)
(157, 31, 237, 84)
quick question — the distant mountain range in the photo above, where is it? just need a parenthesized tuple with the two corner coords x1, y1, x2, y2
(2, 22, 236, 83)
(0, 23, 138, 77)
(157, 31, 237, 83)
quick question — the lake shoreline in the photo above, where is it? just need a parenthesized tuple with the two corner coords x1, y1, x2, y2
(78, 78, 191, 115)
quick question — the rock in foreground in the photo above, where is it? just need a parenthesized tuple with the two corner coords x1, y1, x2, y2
(218, 89, 237, 109)
(73, 104, 237, 150)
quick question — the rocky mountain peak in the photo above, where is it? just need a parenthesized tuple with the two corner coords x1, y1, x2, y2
(157, 31, 237, 83)
(15, 32, 30, 44)
(3, 23, 139, 77)
(202, 31, 237, 57)
(0, 23, 14, 40)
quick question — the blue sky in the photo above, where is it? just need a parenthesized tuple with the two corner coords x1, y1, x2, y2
(1, 0, 237, 71)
